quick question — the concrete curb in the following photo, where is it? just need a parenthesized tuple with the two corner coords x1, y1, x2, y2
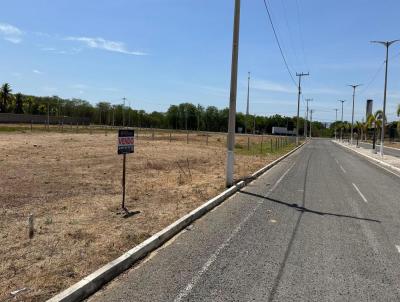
(332, 140, 400, 174)
(47, 141, 306, 302)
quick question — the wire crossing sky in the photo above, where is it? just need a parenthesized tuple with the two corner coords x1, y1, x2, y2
(0, 0, 400, 123)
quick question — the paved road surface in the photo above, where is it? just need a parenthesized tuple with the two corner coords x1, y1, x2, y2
(89, 139, 400, 302)
(358, 141, 400, 158)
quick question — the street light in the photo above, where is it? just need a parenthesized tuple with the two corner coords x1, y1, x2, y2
(348, 84, 362, 145)
(338, 100, 346, 141)
(371, 39, 400, 157)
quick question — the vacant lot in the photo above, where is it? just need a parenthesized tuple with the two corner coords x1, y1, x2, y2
(0, 130, 295, 301)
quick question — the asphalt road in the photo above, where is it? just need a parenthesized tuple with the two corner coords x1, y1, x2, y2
(358, 141, 400, 158)
(88, 139, 400, 302)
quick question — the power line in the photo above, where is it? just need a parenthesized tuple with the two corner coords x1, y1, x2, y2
(359, 60, 385, 96)
(294, 0, 309, 71)
(262, 0, 297, 86)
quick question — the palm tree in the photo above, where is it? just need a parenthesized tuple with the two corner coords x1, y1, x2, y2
(397, 104, 400, 137)
(367, 110, 384, 150)
(14, 93, 24, 114)
(355, 121, 363, 144)
(362, 121, 368, 141)
(0, 83, 12, 113)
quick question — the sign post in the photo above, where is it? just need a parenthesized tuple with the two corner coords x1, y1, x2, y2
(118, 129, 134, 214)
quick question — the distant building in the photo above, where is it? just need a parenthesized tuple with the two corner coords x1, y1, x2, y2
(272, 127, 295, 136)
(366, 99, 373, 120)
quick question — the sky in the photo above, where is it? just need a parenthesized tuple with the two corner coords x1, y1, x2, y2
(1, 0, 400, 123)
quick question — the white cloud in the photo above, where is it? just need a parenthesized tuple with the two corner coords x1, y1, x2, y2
(66, 36, 147, 55)
(0, 22, 23, 43)
(33, 69, 42, 74)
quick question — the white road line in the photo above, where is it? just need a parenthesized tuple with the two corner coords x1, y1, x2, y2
(395, 245, 400, 253)
(173, 162, 296, 302)
(335, 158, 339, 164)
(340, 165, 346, 174)
(352, 183, 368, 203)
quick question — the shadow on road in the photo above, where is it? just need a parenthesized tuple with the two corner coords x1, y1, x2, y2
(239, 190, 380, 223)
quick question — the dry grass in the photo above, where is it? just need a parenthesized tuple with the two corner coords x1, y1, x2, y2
(0, 130, 295, 301)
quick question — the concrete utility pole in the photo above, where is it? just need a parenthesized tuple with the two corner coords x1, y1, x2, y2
(348, 84, 362, 145)
(334, 108, 339, 140)
(296, 72, 309, 145)
(338, 100, 346, 141)
(122, 97, 126, 127)
(226, 0, 241, 187)
(304, 98, 313, 139)
(245, 71, 250, 134)
(47, 99, 50, 128)
(310, 109, 313, 138)
(128, 101, 131, 127)
(371, 39, 399, 157)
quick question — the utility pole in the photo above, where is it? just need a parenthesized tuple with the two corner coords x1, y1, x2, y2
(338, 100, 346, 141)
(47, 99, 50, 128)
(310, 109, 313, 138)
(296, 72, 309, 145)
(348, 84, 362, 145)
(226, 0, 241, 187)
(371, 39, 399, 157)
(304, 98, 313, 139)
(245, 71, 250, 134)
(334, 108, 339, 140)
(128, 101, 131, 127)
(122, 97, 126, 127)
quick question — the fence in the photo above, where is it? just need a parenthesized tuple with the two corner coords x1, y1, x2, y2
(0, 113, 90, 125)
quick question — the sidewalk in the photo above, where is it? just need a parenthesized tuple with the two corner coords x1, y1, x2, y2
(333, 140, 400, 172)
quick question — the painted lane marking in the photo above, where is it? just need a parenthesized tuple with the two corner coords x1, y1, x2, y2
(173, 162, 296, 302)
(340, 165, 346, 174)
(352, 183, 368, 203)
(395, 245, 400, 253)
(335, 158, 339, 165)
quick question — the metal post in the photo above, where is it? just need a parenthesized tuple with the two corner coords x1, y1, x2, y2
(371, 40, 400, 156)
(296, 72, 309, 145)
(305, 98, 312, 139)
(349, 84, 362, 145)
(122, 97, 126, 127)
(122, 154, 127, 211)
(334, 109, 338, 140)
(339, 100, 345, 141)
(245, 71, 250, 134)
(226, 0, 241, 187)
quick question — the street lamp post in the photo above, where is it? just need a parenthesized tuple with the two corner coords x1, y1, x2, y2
(338, 100, 346, 141)
(348, 84, 362, 145)
(334, 108, 338, 140)
(226, 0, 241, 187)
(371, 39, 399, 157)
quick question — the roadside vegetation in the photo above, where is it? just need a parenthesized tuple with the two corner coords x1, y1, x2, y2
(0, 82, 331, 136)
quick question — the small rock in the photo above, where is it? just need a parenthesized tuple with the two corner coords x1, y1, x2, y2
(10, 288, 28, 296)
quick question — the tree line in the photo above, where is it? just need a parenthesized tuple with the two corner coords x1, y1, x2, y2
(0, 82, 332, 135)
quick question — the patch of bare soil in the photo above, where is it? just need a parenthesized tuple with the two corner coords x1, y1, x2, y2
(0, 131, 293, 301)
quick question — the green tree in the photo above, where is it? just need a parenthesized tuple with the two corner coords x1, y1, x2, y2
(397, 104, 400, 136)
(0, 83, 12, 113)
(14, 93, 23, 114)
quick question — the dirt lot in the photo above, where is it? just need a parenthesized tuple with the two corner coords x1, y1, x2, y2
(0, 130, 295, 301)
